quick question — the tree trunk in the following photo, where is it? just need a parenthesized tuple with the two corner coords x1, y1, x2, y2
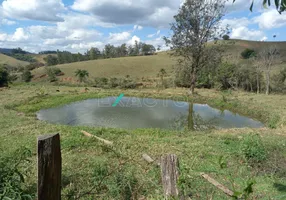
(256, 72, 260, 94)
(265, 70, 270, 95)
(189, 72, 196, 95)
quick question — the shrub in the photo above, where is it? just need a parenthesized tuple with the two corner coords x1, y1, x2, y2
(222, 34, 230, 40)
(75, 69, 89, 82)
(94, 77, 109, 88)
(21, 70, 33, 82)
(240, 134, 266, 163)
(25, 62, 45, 71)
(268, 114, 280, 129)
(109, 77, 120, 88)
(0, 65, 9, 87)
(241, 48, 256, 59)
(0, 148, 33, 199)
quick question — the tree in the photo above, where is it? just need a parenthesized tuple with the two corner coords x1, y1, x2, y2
(258, 46, 280, 95)
(165, 0, 225, 95)
(241, 48, 256, 59)
(88, 47, 101, 60)
(21, 70, 33, 82)
(232, 0, 286, 13)
(142, 43, 156, 55)
(0, 65, 9, 87)
(44, 55, 59, 66)
(158, 68, 167, 89)
(222, 34, 230, 40)
(75, 69, 89, 82)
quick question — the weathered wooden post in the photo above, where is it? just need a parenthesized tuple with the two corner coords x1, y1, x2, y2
(38, 134, 62, 200)
(160, 154, 179, 198)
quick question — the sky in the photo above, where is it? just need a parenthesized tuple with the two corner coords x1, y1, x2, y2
(0, 0, 286, 53)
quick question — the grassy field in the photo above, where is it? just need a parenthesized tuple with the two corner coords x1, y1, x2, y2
(1, 84, 286, 199)
(32, 40, 286, 81)
(0, 53, 29, 66)
(33, 52, 177, 80)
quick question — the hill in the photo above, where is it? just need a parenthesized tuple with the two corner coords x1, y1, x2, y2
(33, 39, 286, 80)
(0, 53, 29, 67)
(33, 52, 177, 80)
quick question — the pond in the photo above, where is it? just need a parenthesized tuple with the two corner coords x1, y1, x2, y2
(37, 97, 264, 130)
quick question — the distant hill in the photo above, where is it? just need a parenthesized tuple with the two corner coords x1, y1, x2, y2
(29, 39, 286, 80)
(0, 53, 29, 67)
(0, 48, 13, 54)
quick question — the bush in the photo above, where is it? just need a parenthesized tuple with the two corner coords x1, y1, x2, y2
(21, 70, 33, 82)
(0, 65, 9, 87)
(272, 67, 286, 93)
(0, 148, 33, 199)
(241, 48, 256, 59)
(240, 134, 266, 163)
(94, 77, 109, 88)
(25, 62, 45, 71)
(46, 67, 63, 82)
(222, 34, 230, 40)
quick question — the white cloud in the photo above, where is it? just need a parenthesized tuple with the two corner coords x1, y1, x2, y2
(0, 28, 29, 42)
(147, 30, 161, 38)
(231, 26, 266, 41)
(108, 31, 131, 44)
(128, 35, 141, 45)
(1, 18, 16, 25)
(2, 0, 65, 22)
(133, 25, 143, 30)
(221, 17, 250, 29)
(145, 36, 168, 51)
(253, 9, 286, 29)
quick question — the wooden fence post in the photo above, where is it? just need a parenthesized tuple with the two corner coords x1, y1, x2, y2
(161, 154, 179, 198)
(38, 134, 62, 200)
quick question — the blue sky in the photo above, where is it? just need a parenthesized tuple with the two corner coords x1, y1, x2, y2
(0, 0, 286, 53)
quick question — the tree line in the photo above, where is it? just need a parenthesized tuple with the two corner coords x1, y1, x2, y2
(44, 41, 156, 66)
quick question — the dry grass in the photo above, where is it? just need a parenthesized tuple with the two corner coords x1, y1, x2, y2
(0, 53, 29, 66)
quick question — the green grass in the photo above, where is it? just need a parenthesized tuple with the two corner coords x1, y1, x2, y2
(0, 53, 29, 67)
(1, 85, 286, 199)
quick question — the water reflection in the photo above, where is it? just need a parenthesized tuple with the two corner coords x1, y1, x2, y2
(37, 97, 264, 130)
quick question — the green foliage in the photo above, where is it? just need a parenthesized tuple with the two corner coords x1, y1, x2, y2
(9, 54, 36, 62)
(45, 67, 62, 82)
(215, 62, 237, 90)
(240, 134, 267, 163)
(44, 55, 59, 66)
(268, 114, 280, 129)
(233, 179, 256, 200)
(25, 62, 44, 71)
(222, 34, 230, 40)
(241, 48, 256, 59)
(0, 147, 33, 200)
(21, 70, 33, 82)
(272, 67, 286, 93)
(75, 69, 89, 82)
(0, 65, 10, 87)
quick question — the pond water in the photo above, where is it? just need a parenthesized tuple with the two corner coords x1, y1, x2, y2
(37, 97, 264, 130)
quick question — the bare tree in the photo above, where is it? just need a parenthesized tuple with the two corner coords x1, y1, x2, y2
(165, 0, 226, 95)
(258, 46, 280, 95)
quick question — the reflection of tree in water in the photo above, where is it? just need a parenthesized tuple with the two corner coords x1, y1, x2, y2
(170, 103, 218, 131)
